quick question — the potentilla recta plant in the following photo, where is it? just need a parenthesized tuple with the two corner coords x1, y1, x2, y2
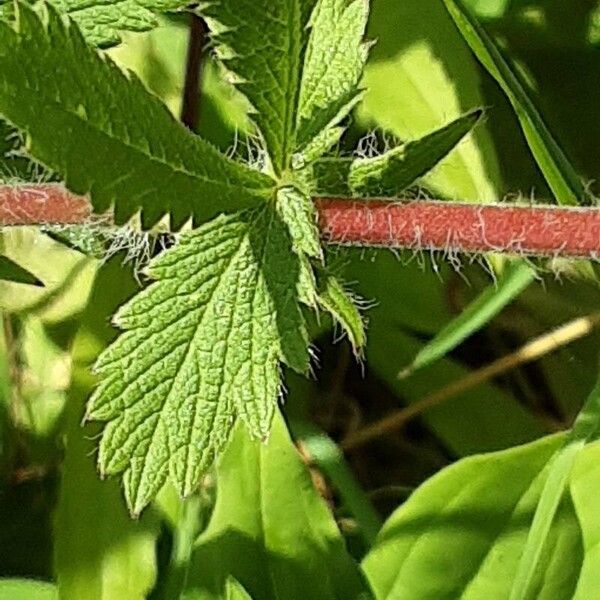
(0, 0, 600, 598)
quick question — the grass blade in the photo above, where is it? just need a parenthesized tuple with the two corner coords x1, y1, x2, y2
(442, 0, 585, 206)
(510, 374, 600, 600)
(402, 261, 534, 376)
(292, 420, 382, 547)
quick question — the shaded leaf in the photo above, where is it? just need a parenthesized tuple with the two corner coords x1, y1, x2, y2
(571, 440, 600, 598)
(185, 412, 373, 600)
(292, 420, 382, 547)
(442, 0, 585, 205)
(0, 5, 273, 230)
(0, 255, 42, 286)
(55, 259, 159, 600)
(510, 375, 600, 600)
(346, 250, 546, 455)
(362, 434, 582, 599)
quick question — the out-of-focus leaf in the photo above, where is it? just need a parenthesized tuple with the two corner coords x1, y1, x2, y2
(461, 0, 511, 19)
(511, 375, 600, 600)
(442, 0, 585, 206)
(362, 433, 583, 599)
(358, 0, 502, 202)
(183, 577, 254, 600)
(54, 259, 159, 600)
(0, 229, 96, 322)
(292, 420, 382, 547)
(185, 412, 372, 600)
(404, 261, 534, 375)
(224, 578, 254, 600)
(571, 441, 600, 598)
(347, 250, 545, 455)
(108, 19, 249, 149)
(0, 579, 57, 599)
(0, 256, 42, 286)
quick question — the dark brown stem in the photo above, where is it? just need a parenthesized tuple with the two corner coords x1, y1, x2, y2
(0, 184, 599, 260)
(180, 13, 206, 132)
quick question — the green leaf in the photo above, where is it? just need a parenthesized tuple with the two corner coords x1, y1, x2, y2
(403, 261, 534, 376)
(0, 5, 273, 230)
(276, 186, 322, 260)
(182, 577, 255, 600)
(55, 259, 160, 600)
(224, 578, 254, 600)
(361, 433, 583, 599)
(295, 0, 369, 155)
(0, 579, 57, 600)
(571, 441, 600, 598)
(292, 420, 382, 547)
(0, 255, 42, 286)
(312, 110, 483, 196)
(86, 206, 309, 515)
(358, 0, 501, 202)
(184, 412, 373, 600)
(442, 0, 585, 206)
(317, 274, 365, 354)
(0, 0, 190, 48)
(201, 0, 318, 175)
(510, 376, 600, 600)
(346, 251, 546, 455)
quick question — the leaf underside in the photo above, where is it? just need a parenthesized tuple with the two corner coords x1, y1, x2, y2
(87, 207, 309, 514)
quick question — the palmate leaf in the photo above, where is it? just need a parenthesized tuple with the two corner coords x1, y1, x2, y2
(201, 0, 318, 176)
(0, 0, 189, 48)
(0, 4, 274, 230)
(86, 206, 309, 515)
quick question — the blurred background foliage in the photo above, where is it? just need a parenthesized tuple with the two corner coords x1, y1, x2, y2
(0, 0, 599, 595)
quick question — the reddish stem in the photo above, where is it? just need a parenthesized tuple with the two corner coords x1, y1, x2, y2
(0, 184, 91, 225)
(0, 184, 598, 259)
(317, 198, 600, 259)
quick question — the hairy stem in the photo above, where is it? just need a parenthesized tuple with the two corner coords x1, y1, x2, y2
(0, 185, 599, 259)
(317, 198, 600, 259)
